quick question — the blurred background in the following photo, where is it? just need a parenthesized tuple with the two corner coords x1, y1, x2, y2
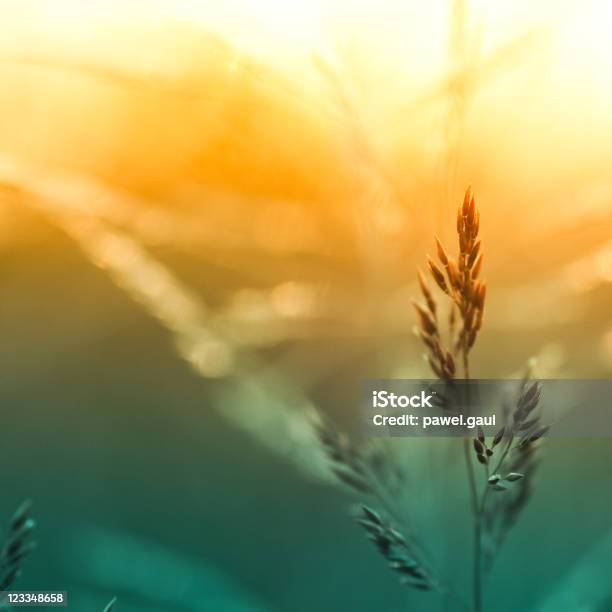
(0, 0, 611, 610)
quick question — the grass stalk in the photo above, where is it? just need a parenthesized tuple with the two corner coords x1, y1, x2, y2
(320, 187, 545, 612)
(416, 188, 487, 611)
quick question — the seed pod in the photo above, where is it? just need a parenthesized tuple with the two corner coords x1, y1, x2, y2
(491, 483, 507, 492)
(520, 381, 540, 406)
(417, 268, 436, 316)
(411, 301, 436, 335)
(417, 268, 431, 299)
(462, 188, 471, 216)
(517, 384, 541, 418)
(441, 364, 453, 380)
(446, 258, 460, 291)
(445, 351, 456, 376)
(468, 195, 476, 224)
(477, 426, 485, 443)
(472, 254, 483, 278)
(476, 453, 488, 465)
(492, 426, 505, 446)
(468, 240, 481, 266)
(435, 236, 449, 266)
(476, 283, 487, 309)
(513, 408, 525, 424)
(473, 438, 484, 454)
(333, 467, 371, 494)
(419, 331, 435, 351)
(11, 500, 33, 530)
(459, 232, 468, 255)
(431, 340, 444, 362)
(471, 284, 481, 307)
(488, 474, 501, 485)
(517, 417, 539, 431)
(427, 356, 443, 379)
(427, 257, 448, 292)
(529, 426, 550, 442)
(426, 296, 437, 317)
(506, 472, 524, 482)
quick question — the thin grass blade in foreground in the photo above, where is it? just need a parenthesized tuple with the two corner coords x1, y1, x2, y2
(356, 505, 436, 591)
(0, 500, 36, 591)
(63, 524, 275, 612)
(102, 597, 117, 612)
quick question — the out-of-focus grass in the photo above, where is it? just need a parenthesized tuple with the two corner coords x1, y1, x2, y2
(0, 3, 610, 609)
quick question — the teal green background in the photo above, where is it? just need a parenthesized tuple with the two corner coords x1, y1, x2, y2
(1, 222, 611, 612)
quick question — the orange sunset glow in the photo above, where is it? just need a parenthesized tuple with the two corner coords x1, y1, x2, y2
(1, 5, 612, 612)
(0, 0, 611, 392)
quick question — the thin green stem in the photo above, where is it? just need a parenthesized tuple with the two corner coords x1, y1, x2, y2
(461, 351, 481, 612)
(463, 437, 481, 612)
